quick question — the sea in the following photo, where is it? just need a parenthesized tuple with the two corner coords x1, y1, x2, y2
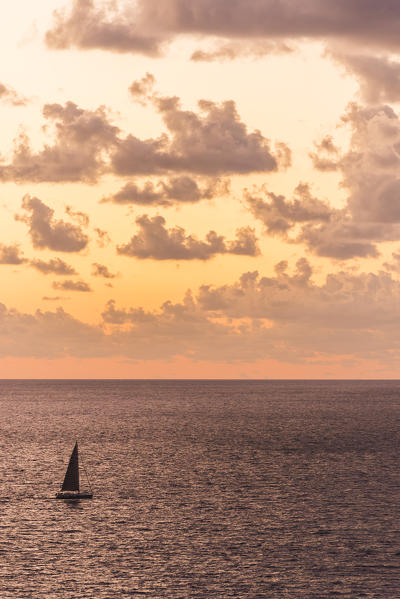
(0, 379, 399, 598)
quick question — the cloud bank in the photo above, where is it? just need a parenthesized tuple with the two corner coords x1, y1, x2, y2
(2, 261, 400, 365)
(47, 1, 400, 54)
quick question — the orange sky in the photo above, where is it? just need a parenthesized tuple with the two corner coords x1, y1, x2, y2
(1, 1, 400, 378)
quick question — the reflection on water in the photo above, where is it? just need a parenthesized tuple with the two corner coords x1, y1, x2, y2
(0, 379, 399, 597)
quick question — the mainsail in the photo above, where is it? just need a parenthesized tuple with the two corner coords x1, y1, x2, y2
(61, 441, 79, 491)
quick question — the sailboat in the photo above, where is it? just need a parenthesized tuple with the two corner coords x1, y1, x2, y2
(55, 441, 93, 499)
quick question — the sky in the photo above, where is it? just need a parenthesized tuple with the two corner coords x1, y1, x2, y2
(2, 0, 400, 378)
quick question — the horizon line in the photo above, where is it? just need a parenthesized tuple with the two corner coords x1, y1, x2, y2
(0, 378, 399, 382)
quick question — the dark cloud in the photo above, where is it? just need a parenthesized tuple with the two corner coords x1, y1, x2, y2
(46, 0, 165, 56)
(92, 263, 117, 278)
(136, 0, 400, 46)
(104, 176, 229, 206)
(113, 95, 290, 176)
(17, 196, 89, 252)
(53, 279, 92, 292)
(0, 244, 26, 265)
(117, 214, 260, 260)
(0, 102, 118, 183)
(46, 1, 400, 56)
(30, 257, 77, 275)
(0, 83, 27, 107)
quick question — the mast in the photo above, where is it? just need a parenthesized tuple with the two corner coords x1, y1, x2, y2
(81, 455, 93, 493)
(61, 441, 79, 492)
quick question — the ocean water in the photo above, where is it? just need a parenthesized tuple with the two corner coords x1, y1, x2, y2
(0, 379, 399, 598)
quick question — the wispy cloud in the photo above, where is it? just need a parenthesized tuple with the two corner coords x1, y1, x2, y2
(52, 279, 92, 292)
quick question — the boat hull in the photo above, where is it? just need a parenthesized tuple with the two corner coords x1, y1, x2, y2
(55, 492, 93, 500)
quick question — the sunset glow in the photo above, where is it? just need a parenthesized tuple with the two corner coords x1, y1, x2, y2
(1, 1, 400, 377)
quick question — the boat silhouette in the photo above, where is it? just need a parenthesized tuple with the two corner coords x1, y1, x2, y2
(55, 441, 93, 499)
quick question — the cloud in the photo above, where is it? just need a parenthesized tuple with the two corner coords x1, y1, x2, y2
(0, 83, 27, 107)
(94, 227, 111, 247)
(129, 72, 155, 104)
(100, 261, 400, 362)
(0, 244, 26, 265)
(100, 293, 272, 361)
(117, 214, 260, 260)
(330, 52, 400, 105)
(0, 296, 254, 361)
(191, 39, 293, 62)
(43, 1, 400, 118)
(104, 176, 229, 206)
(246, 181, 383, 258)
(339, 104, 400, 223)
(246, 183, 332, 236)
(2, 259, 400, 364)
(113, 95, 290, 176)
(195, 260, 400, 348)
(0, 102, 118, 183)
(46, 1, 400, 57)
(297, 217, 381, 259)
(92, 263, 117, 278)
(247, 185, 393, 260)
(250, 103, 400, 259)
(383, 249, 400, 272)
(30, 257, 77, 275)
(309, 136, 340, 172)
(65, 205, 90, 227)
(0, 91, 288, 183)
(0, 304, 102, 358)
(17, 196, 89, 252)
(46, 0, 165, 56)
(53, 279, 92, 292)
